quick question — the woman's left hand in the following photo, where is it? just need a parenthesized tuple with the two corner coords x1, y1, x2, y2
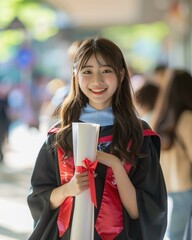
(96, 150, 121, 168)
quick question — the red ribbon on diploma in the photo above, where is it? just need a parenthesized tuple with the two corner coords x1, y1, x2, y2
(76, 158, 98, 208)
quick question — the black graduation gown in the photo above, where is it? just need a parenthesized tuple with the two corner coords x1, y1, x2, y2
(27, 121, 167, 240)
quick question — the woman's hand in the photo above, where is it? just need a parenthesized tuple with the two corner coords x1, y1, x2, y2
(65, 171, 89, 197)
(50, 171, 89, 209)
(96, 150, 121, 169)
(96, 151, 139, 219)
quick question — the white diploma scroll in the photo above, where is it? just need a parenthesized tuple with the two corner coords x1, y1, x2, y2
(70, 122, 100, 240)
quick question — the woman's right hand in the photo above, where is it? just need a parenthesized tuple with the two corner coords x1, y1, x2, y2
(64, 171, 89, 197)
(50, 171, 89, 209)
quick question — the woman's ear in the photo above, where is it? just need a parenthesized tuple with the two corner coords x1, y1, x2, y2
(120, 68, 125, 82)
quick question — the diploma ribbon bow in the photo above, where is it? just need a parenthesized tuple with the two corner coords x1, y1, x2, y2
(76, 158, 98, 208)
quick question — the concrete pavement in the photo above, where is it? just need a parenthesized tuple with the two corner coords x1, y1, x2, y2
(0, 121, 48, 240)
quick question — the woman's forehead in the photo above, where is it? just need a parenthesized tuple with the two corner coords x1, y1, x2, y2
(82, 52, 114, 68)
(84, 53, 108, 65)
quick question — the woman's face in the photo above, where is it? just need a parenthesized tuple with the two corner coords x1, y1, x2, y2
(76, 53, 124, 110)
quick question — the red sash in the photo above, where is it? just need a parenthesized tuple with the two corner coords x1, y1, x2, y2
(57, 146, 74, 237)
(56, 129, 159, 238)
(94, 135, 132, 240)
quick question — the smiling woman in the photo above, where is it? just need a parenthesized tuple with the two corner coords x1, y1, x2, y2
(27, 36, 167, 240)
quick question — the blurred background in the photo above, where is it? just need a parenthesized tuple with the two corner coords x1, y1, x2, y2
(0, 0, 191, 239)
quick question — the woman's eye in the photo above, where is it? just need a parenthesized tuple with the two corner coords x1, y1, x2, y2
(82, 70, 92, 74)
(103, 69, 113, 73)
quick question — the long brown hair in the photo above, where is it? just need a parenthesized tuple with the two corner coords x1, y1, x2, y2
(154, 69, 192, 150)
(56, 36, 143, 164)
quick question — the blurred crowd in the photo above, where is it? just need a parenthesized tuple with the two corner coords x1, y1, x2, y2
(0, 39, 82, 163)
(132, 65, 192, 240)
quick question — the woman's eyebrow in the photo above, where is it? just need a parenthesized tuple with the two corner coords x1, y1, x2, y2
(81, 64, 112, 69)
(82, 65, 93, 69)
(100, 64, 112, 67)
(85, 64, 111, 67)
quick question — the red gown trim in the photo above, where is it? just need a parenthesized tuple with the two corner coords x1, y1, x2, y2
(57, 146, 74, 237)
(95, 161, 132, 239)
(143, 129, 160, 137)
(98, 135, 112, 143)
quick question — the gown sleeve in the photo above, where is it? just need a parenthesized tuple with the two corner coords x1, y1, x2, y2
(27, 134, 61, 240)
(127, 134, 167, 240)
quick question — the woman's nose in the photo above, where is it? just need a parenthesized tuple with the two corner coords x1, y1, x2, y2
(92, 72, 103, 83)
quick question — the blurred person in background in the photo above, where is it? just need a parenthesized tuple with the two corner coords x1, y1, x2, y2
(45, 78, 69, 128)
(0, 84, 11, 163)
(47, 39, 83, 127)
(27, 71, 52, 130)
(150, 64, 172, 129)
(134, 80, 159, 125)
(153, 69, 192, 240)
(7, 74, 51, 131)
(153, 64, 168, 88)
(7, 83, 26, 127)
(130, 74, 146, 95)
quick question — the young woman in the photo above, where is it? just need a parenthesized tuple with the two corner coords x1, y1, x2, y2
(27, 37, 167, 240)
(153, 69, 192, 240)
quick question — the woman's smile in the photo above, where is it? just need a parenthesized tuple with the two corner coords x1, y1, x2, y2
(89, 88, 107, 94)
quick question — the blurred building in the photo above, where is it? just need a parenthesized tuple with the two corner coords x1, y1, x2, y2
(44, 0, 192, 73)
(0, 0, 191, 87)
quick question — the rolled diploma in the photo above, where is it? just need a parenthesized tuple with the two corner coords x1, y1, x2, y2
(70, 122, 100, 240)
